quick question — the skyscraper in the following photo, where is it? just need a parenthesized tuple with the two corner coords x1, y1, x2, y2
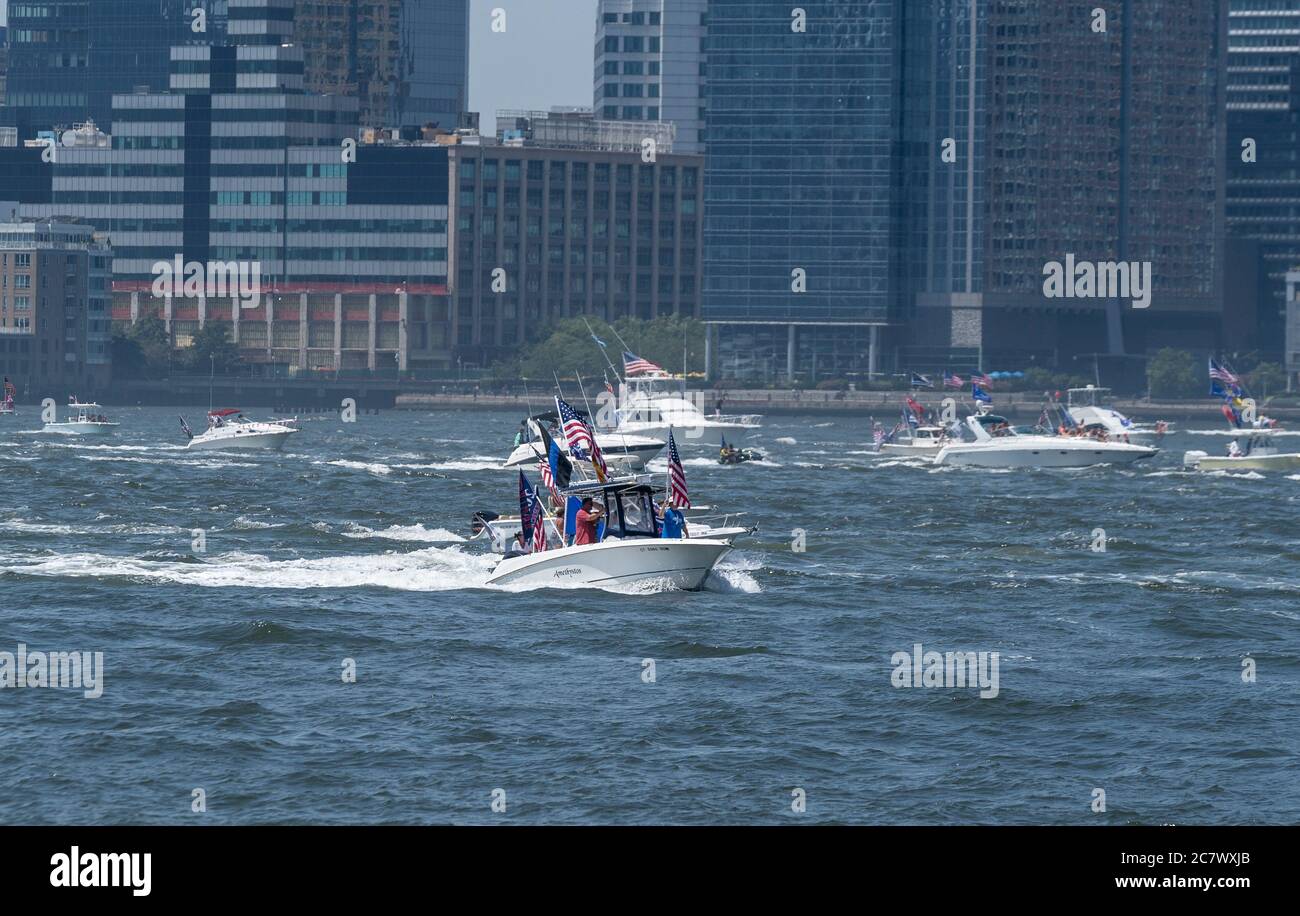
(294, 0, 470, 130)
(1, 0, 228, 135)
(1226, 0, 1300, 356)
(593, 0, 707, 154)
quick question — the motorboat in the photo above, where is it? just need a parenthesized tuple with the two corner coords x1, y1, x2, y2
(43, 399, 119, 435)
(718, 444, 763, 465)
(608, 372, 760, 448)
(484, 480, 732, 591)
(880, 424, 950, 457)
(932, 408, 1158, 468)
(0, 379, 14, 416)
(503, 412, 664, 470)
(182, 409, 298, 451)
(1066, 386, 1167, 440)
(1183, 428, 1300, 472)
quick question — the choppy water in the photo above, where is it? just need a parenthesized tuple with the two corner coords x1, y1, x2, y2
(1, 407, 1297, 824)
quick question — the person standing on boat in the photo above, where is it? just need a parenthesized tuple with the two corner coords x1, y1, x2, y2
(1228, 439, 1243, 458)
(574, 497, 604, 546)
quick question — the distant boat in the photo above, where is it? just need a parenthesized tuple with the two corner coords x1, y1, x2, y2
(609, 372, 761, 448)
(933, 407, 1158, 468)
(43, 399, 119, 436)
(182, 409, 298, 451)
(1183, 428, 1300, 472)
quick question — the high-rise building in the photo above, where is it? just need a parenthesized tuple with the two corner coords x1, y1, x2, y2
(703, 0, 1228, 381)
(0, 217, 112, 394)
(593, 0, 707, 155)
(294, 0, 470, 130)
(703, 0, 900, 379)
(1, 0, 228, 136)
(1226, 0, 1300, 356)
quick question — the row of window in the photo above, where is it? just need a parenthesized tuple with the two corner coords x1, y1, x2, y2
(602, 82, 662, 98)
(602, 36, 662, 54)
(460, 160, 698, 189)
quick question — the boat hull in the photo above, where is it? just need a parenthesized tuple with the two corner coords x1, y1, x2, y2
(879, 442, 944, 457)
(614, 421, 756, 448)
(43, 422, 118, 436)
(486, 538, 732, 591)
(187, 429, 297, 451)
(934, 441, 1157, 468)
(1185, 452, 1300, 472)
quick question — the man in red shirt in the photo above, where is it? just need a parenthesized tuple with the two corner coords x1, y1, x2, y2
(573, 497, 604, 546)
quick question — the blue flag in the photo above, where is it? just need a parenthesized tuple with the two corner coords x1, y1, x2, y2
(972, 384, 992, 404)
(518, 471, 537, 546)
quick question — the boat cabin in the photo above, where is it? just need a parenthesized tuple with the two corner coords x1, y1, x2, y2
(561, 481, 676, 542)
(1067, 386, 1113, 409)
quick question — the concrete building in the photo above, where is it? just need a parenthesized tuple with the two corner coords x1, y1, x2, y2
(0, 217, 112, 395)
(594, 0, 707, 155)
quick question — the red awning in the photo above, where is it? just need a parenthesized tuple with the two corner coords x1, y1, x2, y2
(209, 408, 242, 417)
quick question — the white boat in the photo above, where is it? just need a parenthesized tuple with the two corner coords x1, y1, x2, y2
(43, 399, 119, 435)
(504, 431, 664, 470)
(609, 372, 760, 448)
(471, 509, 751, 552)
(1183, 428, 1300, 472)
(880, 425, 951, 457)
(933, 409, 1158, 468)
(182, 409, 298, 451)
(1066, 386, 1166, 439)
(484, 480, 732, 591)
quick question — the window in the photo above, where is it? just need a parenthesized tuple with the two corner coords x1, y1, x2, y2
(649, 37, 660, 53)
(650, 12, 661, 25)
(622, 106, 643, 119)
(604, 36, 619, 53)
(604, 61, 619, 75)
(624, 36, 644, 52)
(624, 60, 643, 75)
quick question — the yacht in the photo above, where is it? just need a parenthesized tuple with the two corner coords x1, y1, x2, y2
(43, 399, 119, 436)
(880, 424, 951, 457)
(932, 408, 1158, 468)
(503, 412, 664, 470)
(1066, 386, 1166, 439)
(182, 409, 298, 451)
(485, 480, 732, 591)
(1183, 428, 1300, 472)
(608, 372, 760, 448)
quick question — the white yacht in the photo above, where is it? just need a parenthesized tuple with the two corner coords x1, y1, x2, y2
(485, 481, 732, 591)
(1066, 386, 1166, 439)
(1183, 428, 1300, 472)
(182, 409, 298, 451)
(504, 428, 664, 471)
(609, 373, 760, 448)
(933, 409, 1158, 468)
(880, 424, 951, 457)
(43, 399, 119, 436)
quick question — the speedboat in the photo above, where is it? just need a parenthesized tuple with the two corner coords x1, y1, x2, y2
(718, 445, 763, 465)
(484, 480, 732, 591)
(182, 409, 298, 451)
(503, 412, 664, 470)
(43, 399, 119, 435)
(1183, 428, 1300, 472)
(880, 424, 950, 457)
(1066, 386, 1167, 440)
(933, 408, 1158, 468)
(608, 372, 760, 448)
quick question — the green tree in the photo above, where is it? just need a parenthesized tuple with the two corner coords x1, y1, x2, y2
(1146, 348, 1200, 399)
(503, 316, 707, 381)
(1247, 361, 1286, 399)
(181, 323, 242, 374)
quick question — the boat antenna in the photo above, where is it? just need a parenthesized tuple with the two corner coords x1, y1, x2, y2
(208, 353, 215, 414)
(582, 316, 622, 380)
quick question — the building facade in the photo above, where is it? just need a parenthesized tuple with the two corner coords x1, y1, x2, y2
(0, 217, 112, 395)
(702, 0, 1228, 382)
(451, 113, 705, 368)
(594, 0, 707, 155)
(294, 0, 470, 131)
(1226, 0, 1300, 357)
(1, 0, 229, 136)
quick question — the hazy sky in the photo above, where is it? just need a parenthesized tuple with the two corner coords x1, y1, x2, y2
(0, 1, 598, 132)
(469, 0, 598, 134)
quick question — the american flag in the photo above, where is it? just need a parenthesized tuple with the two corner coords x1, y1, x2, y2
(873, 424, 886, 451)
(943, 373, 964, 389)
(666, 429, 690, 508)
(972, 372, 994, 388)
(623, 351, 664, 376)
(531, 490, 549, 553)
(1209, 358, 1241, 387)
(538, 457, 559, 505)
(555, 396, 608, 481)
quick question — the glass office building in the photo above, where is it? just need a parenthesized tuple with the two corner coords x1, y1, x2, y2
(294, 0, 470, 130)
(1, 0, 229, 135)
(703, 0, 902, 379)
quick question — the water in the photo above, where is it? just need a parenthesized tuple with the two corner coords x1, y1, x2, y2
(1, 407, 1297, 824)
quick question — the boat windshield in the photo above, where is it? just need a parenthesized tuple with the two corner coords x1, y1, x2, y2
(615, 488, 658, 537)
